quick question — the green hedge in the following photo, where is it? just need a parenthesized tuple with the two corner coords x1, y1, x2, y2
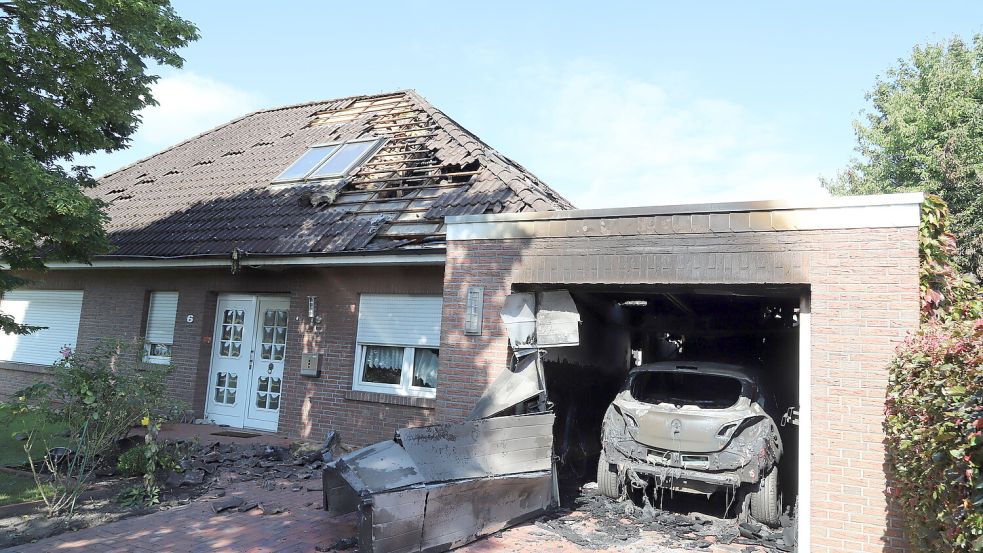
(884, 196, 983, 551)
(885, 318, 982, 550)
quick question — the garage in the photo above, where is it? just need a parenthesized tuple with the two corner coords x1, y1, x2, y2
(438, 194, 923, 552)
(534, 285, 802, 522)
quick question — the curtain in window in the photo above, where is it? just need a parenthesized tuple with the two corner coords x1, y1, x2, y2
(362, 345, 403, 385)
(412, 348, 438, 388)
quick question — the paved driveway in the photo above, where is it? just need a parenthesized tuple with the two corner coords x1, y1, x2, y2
(3, 476, 768, 553)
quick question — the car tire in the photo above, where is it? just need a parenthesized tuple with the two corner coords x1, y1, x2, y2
(749, 466, 781, 527)
(596, 451, 621, 499)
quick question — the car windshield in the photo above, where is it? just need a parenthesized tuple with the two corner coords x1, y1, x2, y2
(630, 370, 744, 409)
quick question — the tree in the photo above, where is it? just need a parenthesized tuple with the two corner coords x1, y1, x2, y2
(0, 1, 198, 334)
(824, 34, 983, 280)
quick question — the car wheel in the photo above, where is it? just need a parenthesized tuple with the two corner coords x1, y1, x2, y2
(749, 466, 781, 527)
(596, 451, 622, 499)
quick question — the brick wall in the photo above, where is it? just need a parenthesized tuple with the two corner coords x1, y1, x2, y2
(0, 264, 443, 446)
(439, 226, 919, 553)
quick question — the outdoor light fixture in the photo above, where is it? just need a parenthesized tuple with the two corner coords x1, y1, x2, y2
(620, 300, 648, 307)
(464, 286, 484, 335)
(307, 296, 321, 324)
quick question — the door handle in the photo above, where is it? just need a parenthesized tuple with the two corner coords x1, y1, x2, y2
(267, 362, 274, 374)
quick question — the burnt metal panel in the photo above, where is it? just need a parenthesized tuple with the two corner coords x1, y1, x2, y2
(500, 292, 536, 353)
(500, 290, 581, 352)
(468, 354, 544, 419)
(334, 440, 425, 493)
(395, 414, 554, 482)
(419, 472, 553, 551)
(536, 290, 581, 347)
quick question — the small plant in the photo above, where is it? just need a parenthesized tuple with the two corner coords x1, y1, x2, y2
(116, 444, 176, 477)
(116, 484, 159, 507)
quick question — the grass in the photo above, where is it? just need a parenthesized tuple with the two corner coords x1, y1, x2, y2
(0, 410, 69, 468)
(0, 471, 50, 507)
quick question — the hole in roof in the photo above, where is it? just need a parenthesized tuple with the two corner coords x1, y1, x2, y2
(222, 150, 245, 157)
(164, 170, 182, 176)
(193, 159, 214, 166)
(280, 132, 294, 138)
(252, 141, 274, 147)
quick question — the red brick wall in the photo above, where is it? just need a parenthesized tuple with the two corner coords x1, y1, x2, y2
(439, 227, 919, 553)
(0, 265, 443, 446)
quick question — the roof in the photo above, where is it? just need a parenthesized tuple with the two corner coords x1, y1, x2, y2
(91, 90, 574, 259)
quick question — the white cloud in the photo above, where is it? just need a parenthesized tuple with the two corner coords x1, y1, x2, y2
(507, 63, 829, 208)
(75, 72, 263, 176)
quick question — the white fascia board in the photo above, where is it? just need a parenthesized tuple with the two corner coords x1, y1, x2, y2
(36, 253, 446, 270)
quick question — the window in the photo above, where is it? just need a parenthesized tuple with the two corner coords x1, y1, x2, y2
(630, 371, 744, 409)
(356, 345, 438, 396)
(271, 138, 382, 184)
(144, 291, 178, 364)
(0, 290, 83, 365)
(353, 294, 442, 398)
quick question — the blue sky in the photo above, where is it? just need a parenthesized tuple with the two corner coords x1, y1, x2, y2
(78, 1, 983, 208)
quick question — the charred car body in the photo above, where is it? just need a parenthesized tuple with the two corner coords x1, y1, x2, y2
(597, 361, 784, 526)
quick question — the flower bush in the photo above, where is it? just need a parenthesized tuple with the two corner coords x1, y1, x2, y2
(9, 339, 178, 515)
(885, 195, 983, 551)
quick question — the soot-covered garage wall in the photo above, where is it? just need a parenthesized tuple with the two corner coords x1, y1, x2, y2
(437, 194, 922, 553)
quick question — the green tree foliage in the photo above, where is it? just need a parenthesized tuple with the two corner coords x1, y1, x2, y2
(885, 197, 982, 551)
(0, 0, 198, 334)
(825, 34, 983, 280)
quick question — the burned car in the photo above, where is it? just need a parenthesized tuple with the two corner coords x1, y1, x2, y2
(597, 361, 783, 526)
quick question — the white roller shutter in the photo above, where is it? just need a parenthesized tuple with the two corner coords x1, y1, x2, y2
(145, 292, 178, 344)
(356, 294, 442, 347)
(0, 290, 84, 365)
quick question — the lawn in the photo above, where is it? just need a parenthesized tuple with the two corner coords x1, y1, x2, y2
(0, 411, 68, 468)
(0, 471, 49, 507)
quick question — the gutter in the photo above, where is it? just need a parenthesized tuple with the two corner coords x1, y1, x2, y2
(34, 252, 447, 270)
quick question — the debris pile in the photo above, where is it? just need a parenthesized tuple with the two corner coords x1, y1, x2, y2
(155, 435, 341, 515)
(535, 484, 796, 551)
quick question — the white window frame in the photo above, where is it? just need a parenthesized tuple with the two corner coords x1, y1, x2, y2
(271, 137, 385, 185)
(143, 342, 173, 364)
(353, 343, 438, 399)
(143, 291, 178, 365)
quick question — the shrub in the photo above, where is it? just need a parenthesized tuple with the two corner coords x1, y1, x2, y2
(884, 195, 983, 550)
(885, 318, 982, 550)
(10, 339, 178, 515)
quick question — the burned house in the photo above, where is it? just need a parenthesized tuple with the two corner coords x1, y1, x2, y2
(0, 87, 922, 552)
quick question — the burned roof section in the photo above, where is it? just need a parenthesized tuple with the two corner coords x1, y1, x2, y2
(92, 90, 574, 258)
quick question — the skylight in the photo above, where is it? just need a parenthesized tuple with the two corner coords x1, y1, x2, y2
(272, 138, 382, 184)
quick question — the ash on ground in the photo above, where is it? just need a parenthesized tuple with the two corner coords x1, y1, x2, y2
(534, 483, 796, 552)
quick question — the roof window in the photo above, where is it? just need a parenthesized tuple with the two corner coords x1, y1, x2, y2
(272, 138, 382, 184)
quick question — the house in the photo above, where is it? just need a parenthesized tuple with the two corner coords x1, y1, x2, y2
(0, 90, 573, 443)
(0, 87, 924, 551)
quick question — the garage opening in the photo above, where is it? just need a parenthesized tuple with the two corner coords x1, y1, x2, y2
(520, 284, 803, 527)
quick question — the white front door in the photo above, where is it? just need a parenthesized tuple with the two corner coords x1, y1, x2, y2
(243, 297, 289, 431)
(205, 295, 288, 431)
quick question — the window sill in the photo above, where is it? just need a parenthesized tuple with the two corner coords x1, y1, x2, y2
(0, 361, 52, 375)
(343, 389, 435, 410)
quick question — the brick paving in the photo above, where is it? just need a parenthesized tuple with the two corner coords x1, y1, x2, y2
(3, 472, 772, 553)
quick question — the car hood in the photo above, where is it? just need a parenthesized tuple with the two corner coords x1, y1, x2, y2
(612, 391, 769, 453)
